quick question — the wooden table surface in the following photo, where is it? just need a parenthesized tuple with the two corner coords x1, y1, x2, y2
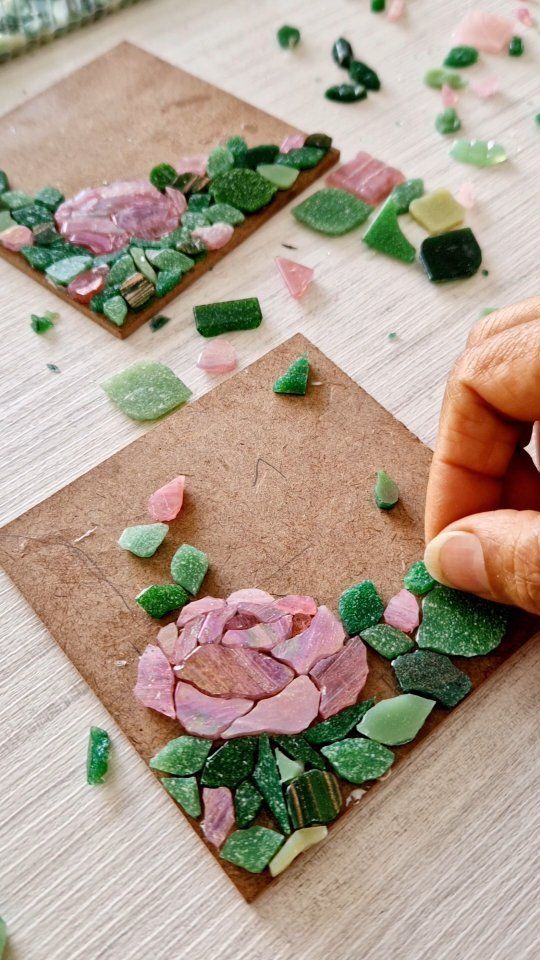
(0, 1, 538, 957)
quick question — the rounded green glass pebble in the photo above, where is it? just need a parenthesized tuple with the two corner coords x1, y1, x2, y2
(321, 738, 394, 783)
(371, 0, 385, 11)
(118, 522, 169, 558)
(424, 68, 467, 90)
(443, 45, 478, 68)
(449, 138, 507, 166)
(170, 543, 209, 595)
(149, 163, 177, 191)
(360, 624, 415, 659)
(207, 146, 235, 179)
(46, 255, 93, 285)
(149, 314, 171, 332)
(357, 694, 435, 745)
(277, 24, 301, 49)
(374, 469, 399, 509)
(211, 168, 277, 212)
(276, 147, 325, 169)
(103, 295, 128, 327)
(293, 187, 372, 236)
(325, 83, 367, 103)
(435, 107, 461, 135)
(30, 312, 56, 334)
(150, 736, 211, 775)
(162, 776, 201, 818)
(136, 583, 190, 618)
(338, 580, 384, 635)
(363, 200, 416, 264)
(101, 360, 192, 421)
(417, 585, 508, 656)
(221, 827, 285, 873)
(206, 203, 245, 226)
(256, 164, 299, 189)
(349, 60, 381, 90)
(508, 36, 524, 57)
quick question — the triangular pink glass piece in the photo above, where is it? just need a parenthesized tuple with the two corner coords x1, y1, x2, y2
(275, 257, 314, 299)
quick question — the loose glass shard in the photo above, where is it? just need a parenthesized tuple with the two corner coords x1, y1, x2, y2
(136, 584, 190, 618)
(444, 46, 479, 67)
(450, 138, 507, 166)
(273, 355, 310, 395)
(170, 543, 209, 595)
(435, 108, 462, 135)
(118, 523, 168, 558)
(193, 297, 262, 337)
(410, 189, 465, 233)
(277, 25, 301, 49)
(374, 470, 400, 508)
(86, 726, 111, 784)
(293, 188, 372, 235)
(420, 228, 482, 282)
(101, 361, 192, 421)
(403, 560, 438, 595)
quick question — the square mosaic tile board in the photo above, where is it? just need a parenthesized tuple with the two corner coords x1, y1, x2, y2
(0, 334, 535, 900)
(0, 42, 339, 338)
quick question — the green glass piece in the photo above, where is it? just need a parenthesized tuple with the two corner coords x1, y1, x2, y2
(34, 185, 64, 211)
(103, 295, 128, 327)
(188, 193, 212, 211)
(361, 623, 415, 659)
(46, 254, 93, 285)
(449, 138, 507, 166)
(170, 543, 209, 594)
(0, 210, 15, 232)
(424, 68, 467, 90)
(0, 916, 6, 959)
(162, 776, 201, 817)
(273, 355, 309, 395)
(293, 187, 371, 236)
(221, 827, 284, 873)
(146, 248, 193, 272)
(149, 314, 171, 332)
(363, 199, 416, 263)
(93, 249, 129, 266)
(211, 168, 277, 212)
(304, 700, 375, 746)
(194, 297, 262, 337)
(201, 738, 258, 787)
(1, 189, 34, 210)
(244, 145, 280, 169)
(173, 229, 208, 256)
(30, 310, 57, 334)
(207, 146, 235, 179)
(410, 189, 465, 234)
(33, 223, 61, 246)
(374, 469, 399, 509)
(156, 268, 183, 297)
(12, 203, 53, 228)
(286, 769, 342, 828)
(47, 363, 60, 374)
(253, 735, 291, 834)
(332, 37, 354, 68)
(273, 734, 326, 769)
(338, 580, 384, 635)
(118, 522, 168, 558)
(371, 0, 385, 11)
(277, 24, 301, 49)
(393, 650, 472, 708)
(509, 36, 524, 56)
(349, 60, 381, 90)
(21, 245, 55, 271)
(90, 285, 122, 314)
(129, 247, 157, 284)
(150, 735, 211, 775)
(150, 163, 177, 191)
(403, 561, 437, 596)
(206, 203, 245, 226)
(179, 210, 209, 231)
(136, 583, 190, 618)
(420, 228, 482, 282)
(0, 170, 9, 193)
(322, 738, 394, 783)
(435, 107, 462, 135)
(443, 45, 478, 68)
(275, 748, 304, 783)
(86, 726, 111, 785)
(417, 585, 508, 657)
(276, 147, 325, 169)
(101, 361, 191, 421)
(535, 112, 540, 128)
(226, 136, 248, 165)
(325, 83, 367, 103)
(357, 694, 435, 745)
(257, 163, 299, 189)
(304, 132, 333, 153)
(107, 254, 136, 286)
(235, 781, 263, 827)
(269, 825, 328, 877)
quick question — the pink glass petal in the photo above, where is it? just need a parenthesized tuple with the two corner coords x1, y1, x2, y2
(133, 644, 175, 718)
(148, 475, 185, 522)
(309, 637, 369, 719)
(197, 339, 238, 374)
(275, 257, 314, 299)
(67, 265, 108, 304)
(272, 605, 345, 675)
(175, 645, 294, 699)
(171, 615, 204, 665)
(227, 588, 275, 604)
(453, 11, 514, 53)
(176, 155, 208, 176)
(280, 133, 306, 154)
(516, 7, 534, 27)
(175, 682, 253, 737)
(441, 84, 459, 108)
(191, 222, 234, 250)
(0, 225, 33, 251)
(273, 595, 317, 616)
(224, 612, 259, 630)
(222, 616, 292, 650)
(177, 597, 226, 628)
(201, 787, 235, 848)
(383, 589, 420, 633)
(470, 76, 499, 98)
(156, 622, 178, 661)
(165, 186, 187, 217)
(198, 606, 236, 644)
(221, 676, 320, 739)
(236, 602, 286, 623)
(387, 0, 405, 21)
(327, 152, 404, 204)
(456, 180, 475, 209)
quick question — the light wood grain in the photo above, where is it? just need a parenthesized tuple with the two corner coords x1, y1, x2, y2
(0, 0, 539, 956)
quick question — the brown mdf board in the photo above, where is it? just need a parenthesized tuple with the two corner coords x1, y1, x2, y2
(0, 334, 536, 901)
(0, 42, 339, 339)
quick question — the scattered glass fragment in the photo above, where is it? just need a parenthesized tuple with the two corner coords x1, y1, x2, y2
(436, 107, 462, 135)
(257, 164, 299, 189)
(148, 475, 185, 521)
(162, 776, 201, 817)
(47, 363, 60, 373)
(420, 228, 482, 282)
(175, 645, 294, 699)
(442, 83, 460, 108)
(221, 675, 321, 738)
(371, 0, 385, 11)
(235, 781, 263, 827)
(536, 113, 540, 128)
(221, 827, 285, 873)
(387, 0, 405, 21)
(332, 37, 354, 68)
(306, 700, 374, 746)
(206, 203, 245, 226)
(417, 585, 508, 656)
(276, 147, 325, 169)
(509, 35, 524, 56)
(175, 682, 253, 737)
(388, 332, 398, 341)
(470, 76, 499, 98)
(456, 180, 475, 209)
(444, 45, 479, 67)
(515, 7, 534, 28)
(424, 68, 467, 90)
(275, 748, 304, 783)
(191, 222, 234, 250)
(253, 735, 291, 834)
(274, 734, 326, 768)
(86, 726, 111, 785)
(390, 178, 424, 214)
(211, 169, 277, 212)
(30, 311, 57, 334)
(293, 188, 372, 235)
(280, 133, 306, 154)
(325, 83, 367, 103)
(349, 61, 381, 90)
(383, 589, 419, 633)
(134, 644, 176, 716)
(150, 735, 212, 775)
(118, 523, 168, 558)
(277, 24, 301, 49)
(328, 153, 401, 205)
(273, 355, 310, 395)
(269, 826, 327, 876)
(275, 257, 314, 299)
(357, 694, 435, 745)
(103, 295, 128, 327)
(206, 146, 235, 179)
(363, 199, 416, 264)
(201, 738, 258, 787)
(338, 580, 384, 635)
(194, 297, 262, 337)
(393, 650, 472, 708)
(170, 544, 208, 595)
(322, 738, 394, 783)
(197, 338, 238, 373)
(403, 560, 438, 595)
(149, 314, 171, 332)
(374, 470, 400, 509)
(101, 361, 192, 421)
(360, 623, 415, 659)
(286, 769, 342, 828)
(202, 787, 235, 848)
(410, 189, 465, 233)
(150, 163, 177, 191)
(453, 139, 507, 169)
(136, 584, 190, 618)
(452, 11, 514, 53)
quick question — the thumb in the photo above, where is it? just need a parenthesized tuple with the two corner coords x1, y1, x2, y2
(424, 509, 540, 614)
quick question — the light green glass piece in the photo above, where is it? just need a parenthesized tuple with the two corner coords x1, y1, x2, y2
(390, 178, 424, 214)
(170, 543, 209, 595)
(207, 145, 235, 179)
(145, 248, 194, 272)
(424, 68, 467, 90)
(45, 254, 93, 285)
(257, 163, 299, 189)
(410, 189, 465, 234)
(435, 107, 461, 135)
(360, 624, 415, 659)
(107, 254, 136, 286)
(417, 585, 508, 656)
(269, 826, 327, 877)
(357, 694, 435, 745)
(130, 247, 158, 284)
(321, 738, 395, 783)
(305, 700, 374, 745)
(101, 361, 192, 421)
(450, 138, 507, 167)
(118, 522, 168, 558)
(103, 295, 128, 327)
(150, 736, 211, 775)
(221, 827, 285, 873)
(293, 188, 372, 236)
(363, 199, 416, 263)
(374, 470, 399, 509)
(162, 776, 201, 817)
(1, 189, 34, 209)
(206, 203, 245, 226)
(181, 210, 209, 230)
(275, 748, 304, 783)
(0, 210, 15, 232)
(0, 917, 7, 959)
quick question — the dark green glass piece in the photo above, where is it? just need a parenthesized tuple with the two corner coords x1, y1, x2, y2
(86, 726, 111, 785)
(325, 83, 367, 103)
(235, 781, 263, 827)
(371, 0, 385, 11)
(393, 649, 472, 708)
(349, 60, 381, 90)
(374, 470, 399, 509)
(150, 163, 177, 191)
(21, 245, 56, 271)
(273, 734, 326, 769)
(47, 363, 60, 373)
(12, 203, 53, 228)
(188, 193, 212, 211)
(136, 583, 190, 618)
(443, 45, 479, 67)
(509, 36, 524, 56)
(150, 736, 211, 775)
(304, 132, 333, 153)
(420, 228, 482, 282)
(322, 738, 394, 783)
(293, 188, 372, 236)
(253, 735, 291, 834)
(276, 147, 325, 169)
(226, 136, 248, 165)
(244, 145, 280, 169)
(34, 186, 64, 211)
(201, 738, 258, 787)
(435, 107, 461, 135)
(403, 560, 437, 595)
(273, 355, 309, 395)
(194, 297, 262, 337)
(277, 24, 301, 49)
(156, 268, 183, 297)
(221, 827, 284, 873)
(30, 311, 56, 334)
(304, 700, 375, 745)
(332, 37, 354, 68)
(1, 190, 33, 210)
(286, 770, 342, 828)
(390, 178, 424, 214)
(0, 170, 9, 193)
(417, 585, 508, 657)
(338, 580, 384, 635)
(162, 776, 201, 817)
(363, 199, 416, 263)
(33, 222, 60, 246)
(211, 168, 277, 212)
(149, 314, 171, 332)
(361, 624, 414, 659)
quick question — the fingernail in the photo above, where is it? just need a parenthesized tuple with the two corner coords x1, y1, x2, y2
(424, 531, 490, 593)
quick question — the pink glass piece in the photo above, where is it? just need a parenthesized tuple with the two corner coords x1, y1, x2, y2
(470, 76, 499, 98)
(272, 605, 345, 675)
(273, 595, 317, 616)
(0, 225, 33, 251)
(165, 186, 187, 217)
(224, 612, 260, 630)
(201, 787, 235, 848)
(227, 588, 275, 605)
(327, 152, 405, 204)
(441, 84, 459, 108)
(171, 615, 204, 665)
(197, 339, 238, 374)
(309, 637, 369, 719)
(387, 0, 405, 21)
(133, 644, 175, 718)
(67, 265, 108, 303)
(175, 645, 294, 699)
(198, 606, 236, 644)
(383, 589, 420, 633)
(222, 616, 292, 650)
(236, 602, 286, 623)
(280, 133, 306, 154)
(191, 222, 234, 250)
(177, 597, 225, 628)
(175, 681, 253, 737)
(176, 155, 208, 176)
(456, 180, 475, 209)
(275, 257, 314, 299)
(221, 676, 320, 739)
(156, 622, 178, 661)
(148, 475, 185, 522)
(60, 218, 129, 254)
(516, 7, 534, 27)
(452, 10, 514, 53)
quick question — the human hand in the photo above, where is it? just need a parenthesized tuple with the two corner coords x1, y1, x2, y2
(424, 296, 540, 614)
